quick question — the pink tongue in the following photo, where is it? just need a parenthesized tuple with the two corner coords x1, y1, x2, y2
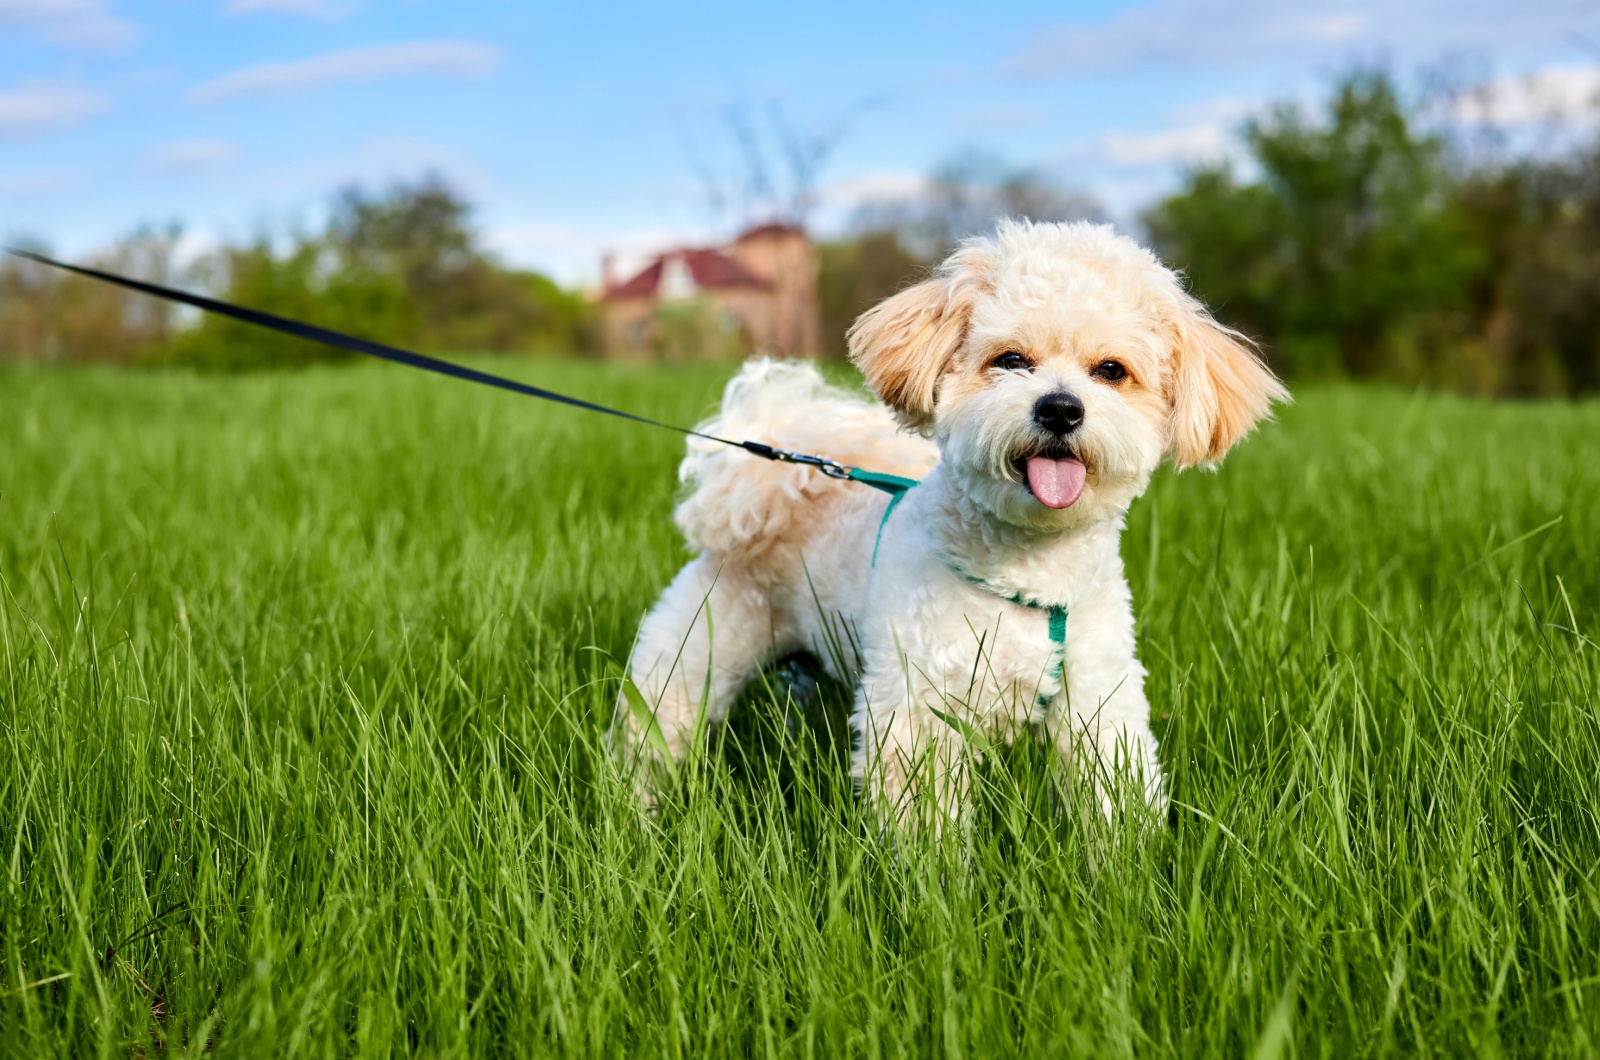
(1025, 456, 1086, 509)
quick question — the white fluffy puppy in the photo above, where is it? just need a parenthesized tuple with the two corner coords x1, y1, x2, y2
(621, 220, 1285, 820)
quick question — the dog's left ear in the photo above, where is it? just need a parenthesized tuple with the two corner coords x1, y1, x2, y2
(1165, 297, 1289, 469)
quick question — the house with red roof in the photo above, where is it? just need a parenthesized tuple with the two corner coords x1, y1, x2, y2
(599, 223, 821, 360)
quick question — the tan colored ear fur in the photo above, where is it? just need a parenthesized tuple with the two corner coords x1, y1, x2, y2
(1167, 300, 1288, 469)
(847, 249, 989, 427)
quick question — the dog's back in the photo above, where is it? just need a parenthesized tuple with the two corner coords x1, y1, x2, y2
(673, 359, 938, 572)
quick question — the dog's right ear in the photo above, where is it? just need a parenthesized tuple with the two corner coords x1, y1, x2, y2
(847, 251, 988, 428)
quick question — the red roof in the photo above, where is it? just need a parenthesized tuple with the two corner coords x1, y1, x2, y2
(603, 248, 769, 301)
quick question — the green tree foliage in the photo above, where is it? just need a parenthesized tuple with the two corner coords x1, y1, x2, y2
(163, 237, 404, 370)
(650, 299, 748, 363)
(169, 178, 594, 369)
(1146, 69, 1600, 395)
(0, 178, 594, 370)
(1466, 155, 1600, 395)
(817, 231, 925, 357)
(1147, 72, 1488, 384)
(0, 226, 186, 364)
(1142, 170, 1286, 349)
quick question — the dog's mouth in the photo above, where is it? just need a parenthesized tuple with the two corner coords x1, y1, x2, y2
(1011, 444, 1087, 509)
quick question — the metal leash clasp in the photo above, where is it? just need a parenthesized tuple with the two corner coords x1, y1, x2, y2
(742, 441, 855, 480)
(814, 457, 855, 480)
(774, 447, 856, 480)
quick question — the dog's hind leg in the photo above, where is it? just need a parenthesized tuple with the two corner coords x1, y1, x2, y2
(620, 552, 784, 777)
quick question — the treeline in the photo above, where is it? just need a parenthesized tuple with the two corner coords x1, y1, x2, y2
(1148, 71, 1600, 396)
(821, 70, 1600, 396)
(6, 69, 1600, 395)
(1, 178, 593, 369)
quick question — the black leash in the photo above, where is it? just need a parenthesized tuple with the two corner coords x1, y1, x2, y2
(6, 248, 876, 481)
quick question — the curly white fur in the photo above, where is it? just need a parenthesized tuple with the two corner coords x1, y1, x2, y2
(620, 221, 1287, 824)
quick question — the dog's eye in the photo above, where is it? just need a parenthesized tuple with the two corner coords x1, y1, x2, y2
(1091, 360, 1128, 383)
(992, 351, 1031, 372)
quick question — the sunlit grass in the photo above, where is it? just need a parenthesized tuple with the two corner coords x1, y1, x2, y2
(1, 360, 1597, 1057)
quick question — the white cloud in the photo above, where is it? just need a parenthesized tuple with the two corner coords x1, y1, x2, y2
(187, 40, 502, 105)
(949, 103, 1050, 132)
(486, 220, 597, 261)
(1450, 65, 1600, 125)
(1171, 95, 1264, 125)
(150, 138, 242, 170)
(223, 0, 349, 19)
(0, 84, 110, 137)
(0, 167, 88, 198)
(1014, 0, 1593, 77)
(1297, 12, 1370, 42)
(1101, 122, 1232, 166)
(821, 170, 928, 209)
(803, 170, 931, 236)
(331, 135, 485, 192)
(171, 228, 222, 270)
(1082, 171, 1180, 228)
(487, 221, 611, 283)
(0, 0, 137, 52)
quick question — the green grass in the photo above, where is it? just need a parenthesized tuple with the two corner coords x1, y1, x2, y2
(1, 358, 1597, 1058)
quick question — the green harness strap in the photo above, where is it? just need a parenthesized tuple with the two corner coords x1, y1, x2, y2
(857, 469, 1068, 706)
(975, 583, 1068, 708)
(849, 467, 920, 568)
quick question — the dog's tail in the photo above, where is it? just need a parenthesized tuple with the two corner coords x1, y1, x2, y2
(675, 358, 936, 563)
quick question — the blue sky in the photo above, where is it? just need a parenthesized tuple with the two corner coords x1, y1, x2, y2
(4, 0, 1598, 282)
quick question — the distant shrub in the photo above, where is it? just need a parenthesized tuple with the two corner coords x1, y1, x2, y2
(165, 178, 594, 370)
(2, 178, 594, 371)
(817, 231, 925, 359)
(0, 226, 186, 365)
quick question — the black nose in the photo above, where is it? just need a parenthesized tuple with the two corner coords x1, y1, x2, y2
(1032, 391, 1084, 435)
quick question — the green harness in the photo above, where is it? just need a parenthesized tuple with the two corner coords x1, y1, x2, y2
(854, 470, 1069, 708)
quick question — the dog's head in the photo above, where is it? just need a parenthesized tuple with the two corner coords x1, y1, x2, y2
(847, 220, 1287, 529)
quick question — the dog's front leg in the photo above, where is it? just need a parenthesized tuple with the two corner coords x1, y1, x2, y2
(1053, 699, 1163, 818)
(853, 678, 977, 831)
(1053, 591, 1165, 815)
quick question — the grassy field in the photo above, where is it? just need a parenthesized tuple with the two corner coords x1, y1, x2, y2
(1, 358, 1597, 1058)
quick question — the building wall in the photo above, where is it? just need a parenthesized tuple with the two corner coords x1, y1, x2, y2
(712, 287, 772, 353)
(728, 229, 821, 357)
(599, 297, 657, 362)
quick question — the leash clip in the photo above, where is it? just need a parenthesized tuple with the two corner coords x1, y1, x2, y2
(743, 441, 855, 480)
(777, 447, 856, 480)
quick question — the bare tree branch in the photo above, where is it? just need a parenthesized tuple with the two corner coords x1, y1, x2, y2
(680, 94, 881, 230)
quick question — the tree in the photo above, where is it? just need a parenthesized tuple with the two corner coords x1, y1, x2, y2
(852, 149, 1104, 261)
(1481, 150, 1600, 394)
(1143, 169, 1287, 347)
(817, 231, 925, 357)
(167, 177, 593, 369)
(0, 226, 185, 364)
(1147, 70, 1487, 381)
(683, 99, 867, 231)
